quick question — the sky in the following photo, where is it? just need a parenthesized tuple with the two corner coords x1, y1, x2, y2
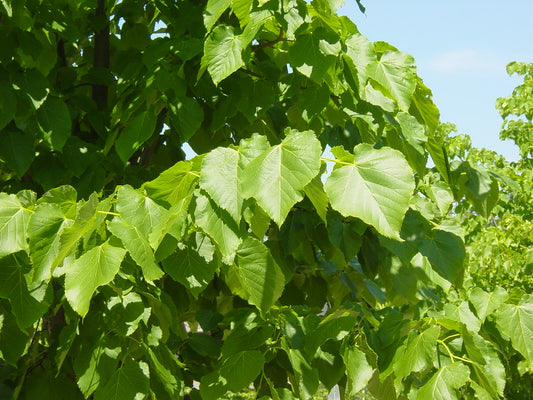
(338, 0, 533, 161)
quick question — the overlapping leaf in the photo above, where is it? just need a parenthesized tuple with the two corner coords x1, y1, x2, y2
(241, 131, 322, 226)
(325, 144, 415, 239)
(65, 241, 127, 317)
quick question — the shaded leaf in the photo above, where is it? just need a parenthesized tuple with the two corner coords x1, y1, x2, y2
(65, 241, 126, 317)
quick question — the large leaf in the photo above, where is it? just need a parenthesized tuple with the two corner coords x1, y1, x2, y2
(116, 185, 167, 238)
(342, 346, 374, 397)
(416, 363, 470, 400)
(0, 253, 49, 329)
(28, 203, 72, 282)
(107, 217, 164, 281)
(65, 241, 127, 317)
(241, 131, 321, 226)
(289, 30, 340, 84)
(288, 348, 320, 399)
(221, 350, 264, 392)
(37, 96, 72, 151)
(420, 229, 465, 285)
(200, 147, 242, 223)
(230, 237, 285, 314)
(0, 80, 16, 129)
(391, 326, 440, 384)
(168, 96, 204, 142)
(162, 243, 218, 297)
(93, 361, 150, 400)
(115, 111, 157, 163)
(0, 131, 34, 176)
(194, 191, 242, 263)
(143, 158, 201, 205)
(366, 50, 416, 111)
(0, 193, 31, 257)
(203, 0, 231, 31)
(325, 144, 415, 239)
(495, 295, 533, 370)
(202, 24, 244, 85)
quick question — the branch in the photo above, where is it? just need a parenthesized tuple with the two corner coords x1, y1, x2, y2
(238, 68, 266, 80)
(251, 27, 294, 51)
(92, 0, 110, 111)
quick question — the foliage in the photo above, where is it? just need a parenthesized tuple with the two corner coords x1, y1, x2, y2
(0, 1, 532, 400)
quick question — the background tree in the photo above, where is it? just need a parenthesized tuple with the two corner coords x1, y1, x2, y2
(0, 1, 531, 399)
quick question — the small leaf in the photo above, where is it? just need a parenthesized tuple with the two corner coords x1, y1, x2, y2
(242, 131, 321, 226)
(115, 111, 157, 163)
(168, 97, 204, 142)
(288, 349, 320, 399)
(325, 144, 415, 239)
(65, 241, 126, 317)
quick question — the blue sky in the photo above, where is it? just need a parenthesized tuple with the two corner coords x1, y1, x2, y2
(339, 0, 533, 161)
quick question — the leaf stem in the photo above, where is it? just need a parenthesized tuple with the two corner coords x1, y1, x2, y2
(97, 210, 120, 216)
(320, 156, 352, 166)
(437, 339, 473, 364)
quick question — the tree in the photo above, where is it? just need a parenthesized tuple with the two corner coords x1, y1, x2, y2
(0, 1, 531, 399)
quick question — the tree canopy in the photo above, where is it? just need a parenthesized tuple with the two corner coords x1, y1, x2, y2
(0, 1, 532, 399)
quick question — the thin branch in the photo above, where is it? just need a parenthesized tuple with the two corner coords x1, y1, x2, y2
(251, 27, 294, 51)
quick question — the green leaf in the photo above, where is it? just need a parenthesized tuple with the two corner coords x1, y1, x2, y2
(202, 24, 244, 86)
(420, 229, 465, 285)
(0, 131, 34, 176)
(168, 96, 204, 142)
(204, 0, 231, 31)
(194, 191, 242, 263)
(410, 80, 440, 135)
(391, 326, 440, 384)
(0, 253, 49, 329)
(304, 174, 329, 222)
(28, 203, 72, 282)
(37, 96, 72, 151)
(242, 131, 321, 226)
(115, 111, 157, 163)
(0, 193, 32, 257)
(107, 217, 164, 282)
(495, 295, 533, 370)
(230, 237, 285, 313)
(144, 345, 183, 398)
(13, 68, 49, 109)
(289, 30, 340, 84)
(366, 50, 416, 111)
(143, 158, 200, 206)
(93, 361, 150, 400)
(342, 346, 373, 397)
(415, 363, 469, 400)
(116, 185, 167, 239)
(53, 194, 99, 271)
(304, 311, 358, 356)
(221, 350, 264, 392)
(0, 310, 28, 366)
(200, 147, 242, 223)
(325, 144, 415, 239)
(288, 349, 320, 400)
(469, 287, 508, 321)
(0, 80, 16, 129)
(65, 241, 127, 317)
(162, 243, 218, 297)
